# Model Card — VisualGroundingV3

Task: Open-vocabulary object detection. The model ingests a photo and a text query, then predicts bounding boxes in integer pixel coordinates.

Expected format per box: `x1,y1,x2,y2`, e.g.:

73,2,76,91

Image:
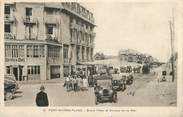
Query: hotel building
4,2,96,81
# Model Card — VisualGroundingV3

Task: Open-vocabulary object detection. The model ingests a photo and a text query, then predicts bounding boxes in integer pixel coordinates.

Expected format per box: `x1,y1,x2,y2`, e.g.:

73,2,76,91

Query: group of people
64,74,88,92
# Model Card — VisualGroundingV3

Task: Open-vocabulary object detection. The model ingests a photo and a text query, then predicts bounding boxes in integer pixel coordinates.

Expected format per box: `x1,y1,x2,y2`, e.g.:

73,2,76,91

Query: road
5,72,176,106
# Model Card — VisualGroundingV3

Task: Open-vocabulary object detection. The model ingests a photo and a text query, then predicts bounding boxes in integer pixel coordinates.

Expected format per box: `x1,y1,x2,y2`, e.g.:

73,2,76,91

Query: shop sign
5,58,25,62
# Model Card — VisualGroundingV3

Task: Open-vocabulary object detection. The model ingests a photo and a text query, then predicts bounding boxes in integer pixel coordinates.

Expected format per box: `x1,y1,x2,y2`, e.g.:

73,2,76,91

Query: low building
118,49,158,64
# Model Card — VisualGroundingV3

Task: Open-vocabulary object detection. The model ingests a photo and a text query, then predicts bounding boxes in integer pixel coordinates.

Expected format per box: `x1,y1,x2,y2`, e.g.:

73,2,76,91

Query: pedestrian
22,67,27,81
69,75,74,90
83,76,88,91
77,75,82,90
73,76,78,91
65,75,70,91
35,85,49,107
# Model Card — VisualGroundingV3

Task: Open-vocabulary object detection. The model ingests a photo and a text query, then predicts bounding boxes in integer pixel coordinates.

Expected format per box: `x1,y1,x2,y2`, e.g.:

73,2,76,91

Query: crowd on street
63,74,89,92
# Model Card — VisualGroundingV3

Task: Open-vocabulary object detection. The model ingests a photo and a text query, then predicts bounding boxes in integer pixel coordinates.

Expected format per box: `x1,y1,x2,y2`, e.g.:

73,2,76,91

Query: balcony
23,16,38,24
46,34,58,43
25,33,37,40
4,14,15,23
44,15,59,25
4,33,15,39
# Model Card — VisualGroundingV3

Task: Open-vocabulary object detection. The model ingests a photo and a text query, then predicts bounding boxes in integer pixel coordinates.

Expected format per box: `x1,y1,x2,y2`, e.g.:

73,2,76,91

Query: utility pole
169,9,175,82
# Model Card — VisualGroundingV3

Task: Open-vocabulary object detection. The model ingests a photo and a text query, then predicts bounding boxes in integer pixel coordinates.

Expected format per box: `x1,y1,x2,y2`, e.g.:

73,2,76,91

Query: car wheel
5,92,13,101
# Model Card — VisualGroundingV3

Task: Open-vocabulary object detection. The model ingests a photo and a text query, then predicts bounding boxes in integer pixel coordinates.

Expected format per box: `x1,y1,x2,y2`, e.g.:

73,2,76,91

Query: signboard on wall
5,58,25,62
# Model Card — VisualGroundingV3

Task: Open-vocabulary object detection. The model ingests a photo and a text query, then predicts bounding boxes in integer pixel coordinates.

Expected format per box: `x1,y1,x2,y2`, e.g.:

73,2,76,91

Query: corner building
4,2,95,81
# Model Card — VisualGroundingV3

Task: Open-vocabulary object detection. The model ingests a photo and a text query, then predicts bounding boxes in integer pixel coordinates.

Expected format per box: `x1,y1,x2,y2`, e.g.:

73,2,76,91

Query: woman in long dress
83,76,88,91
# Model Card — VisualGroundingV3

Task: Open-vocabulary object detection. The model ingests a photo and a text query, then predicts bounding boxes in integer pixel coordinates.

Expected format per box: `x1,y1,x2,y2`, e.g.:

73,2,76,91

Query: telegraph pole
169,9,175,82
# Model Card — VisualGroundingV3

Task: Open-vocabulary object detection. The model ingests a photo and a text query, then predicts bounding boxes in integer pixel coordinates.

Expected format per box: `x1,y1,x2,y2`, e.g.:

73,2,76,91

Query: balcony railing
25,33,37,40
4,14,15,23
23,16,38,24
4,33,15,39
46,34,58,42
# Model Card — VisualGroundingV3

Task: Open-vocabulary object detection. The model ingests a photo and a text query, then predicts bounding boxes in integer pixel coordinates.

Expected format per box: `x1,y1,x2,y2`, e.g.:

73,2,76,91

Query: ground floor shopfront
4,41,95,81
5,61,63,81
4,41,63,81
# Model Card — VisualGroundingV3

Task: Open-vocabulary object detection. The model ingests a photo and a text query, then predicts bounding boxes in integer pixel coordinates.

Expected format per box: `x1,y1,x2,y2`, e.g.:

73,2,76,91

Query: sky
82,2,177,62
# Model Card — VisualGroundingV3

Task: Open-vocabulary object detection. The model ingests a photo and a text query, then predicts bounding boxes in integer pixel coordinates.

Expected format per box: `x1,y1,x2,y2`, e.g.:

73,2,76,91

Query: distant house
118,49,158,64
119,49,140,63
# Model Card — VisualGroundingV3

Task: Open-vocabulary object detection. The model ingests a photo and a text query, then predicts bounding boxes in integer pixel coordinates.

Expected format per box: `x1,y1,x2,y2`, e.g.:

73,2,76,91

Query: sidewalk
17,78,65,85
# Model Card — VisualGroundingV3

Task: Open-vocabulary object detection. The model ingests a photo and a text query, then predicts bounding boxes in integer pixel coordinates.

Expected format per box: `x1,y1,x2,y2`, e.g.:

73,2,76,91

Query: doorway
12,66,23,81
13,67,18,81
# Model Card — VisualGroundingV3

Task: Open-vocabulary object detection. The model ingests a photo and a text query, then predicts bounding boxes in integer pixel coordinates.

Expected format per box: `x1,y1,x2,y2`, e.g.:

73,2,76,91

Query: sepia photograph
2,0,181,111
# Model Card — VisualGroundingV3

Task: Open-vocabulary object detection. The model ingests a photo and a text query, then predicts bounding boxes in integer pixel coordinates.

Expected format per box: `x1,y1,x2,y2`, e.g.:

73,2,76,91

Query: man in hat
35,85,49,107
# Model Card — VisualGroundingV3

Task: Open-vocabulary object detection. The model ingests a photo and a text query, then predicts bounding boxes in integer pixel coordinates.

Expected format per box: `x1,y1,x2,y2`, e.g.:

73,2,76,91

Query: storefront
4,42,63,81
50,65,60,79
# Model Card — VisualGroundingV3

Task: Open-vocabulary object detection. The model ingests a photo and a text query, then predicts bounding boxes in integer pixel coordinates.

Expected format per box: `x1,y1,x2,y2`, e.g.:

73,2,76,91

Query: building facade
4,2,95,81
118,49,157,64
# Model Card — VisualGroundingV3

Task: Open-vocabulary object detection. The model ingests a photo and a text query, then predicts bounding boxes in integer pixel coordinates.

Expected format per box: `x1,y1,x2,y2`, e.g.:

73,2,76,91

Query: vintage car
120,66,127,73
4,74,19,101
111,74,126,91
120,72,133,85
142,64,150,74
133,66,141,73
94,74,117,105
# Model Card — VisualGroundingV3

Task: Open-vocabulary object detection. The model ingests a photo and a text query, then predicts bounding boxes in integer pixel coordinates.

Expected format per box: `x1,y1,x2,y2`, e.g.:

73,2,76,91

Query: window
63,45,69,61
5,24,11,33
26,8,32,16
33,45,39,57
40,45,45,57
5,5,10,14
27,45,45,58
76,46,80,60
6,66,10,74
27,66,40,75
18,45,24,58
48,46,60,58
12,45,18,58
47,25,53,34
5,45,24,58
